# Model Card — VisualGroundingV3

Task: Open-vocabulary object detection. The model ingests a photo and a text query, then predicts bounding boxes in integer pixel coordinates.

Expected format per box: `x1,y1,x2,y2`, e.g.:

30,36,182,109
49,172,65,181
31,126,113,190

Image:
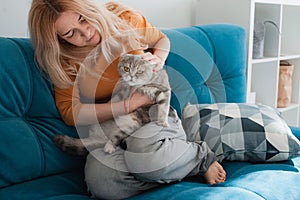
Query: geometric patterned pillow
182,103,300,163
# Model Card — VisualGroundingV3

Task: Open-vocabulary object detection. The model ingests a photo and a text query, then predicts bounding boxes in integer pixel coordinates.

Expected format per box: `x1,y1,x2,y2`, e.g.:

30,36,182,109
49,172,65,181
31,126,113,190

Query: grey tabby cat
54,54,177,155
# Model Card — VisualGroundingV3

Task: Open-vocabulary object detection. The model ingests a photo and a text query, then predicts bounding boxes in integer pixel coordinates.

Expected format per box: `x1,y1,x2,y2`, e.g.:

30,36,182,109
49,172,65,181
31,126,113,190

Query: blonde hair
29,0,145,88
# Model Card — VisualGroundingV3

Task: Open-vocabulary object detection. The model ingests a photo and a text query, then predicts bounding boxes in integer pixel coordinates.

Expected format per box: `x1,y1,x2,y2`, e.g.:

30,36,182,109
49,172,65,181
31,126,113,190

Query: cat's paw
156,121,169,127
53,134,70,151
53,134,88,156
104,140,116,154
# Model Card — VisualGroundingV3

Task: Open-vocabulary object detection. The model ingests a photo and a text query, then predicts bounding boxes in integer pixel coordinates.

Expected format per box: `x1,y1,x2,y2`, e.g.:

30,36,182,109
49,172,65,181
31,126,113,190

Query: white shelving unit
194,0,300,126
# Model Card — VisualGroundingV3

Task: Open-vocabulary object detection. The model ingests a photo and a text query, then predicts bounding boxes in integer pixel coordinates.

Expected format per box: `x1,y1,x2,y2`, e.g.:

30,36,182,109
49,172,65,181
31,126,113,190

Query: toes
204,162,227,184
218,171,226,178
216,171,226,182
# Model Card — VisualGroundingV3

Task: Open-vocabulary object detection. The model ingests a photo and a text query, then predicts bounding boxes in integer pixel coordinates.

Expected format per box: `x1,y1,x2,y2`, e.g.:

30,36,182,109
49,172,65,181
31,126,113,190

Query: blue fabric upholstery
0,38,88,198
0,24,299,200
162,24,246,116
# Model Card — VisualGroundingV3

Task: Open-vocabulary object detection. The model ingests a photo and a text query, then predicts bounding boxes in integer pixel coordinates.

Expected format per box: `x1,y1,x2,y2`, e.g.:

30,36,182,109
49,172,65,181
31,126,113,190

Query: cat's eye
123,66,130,72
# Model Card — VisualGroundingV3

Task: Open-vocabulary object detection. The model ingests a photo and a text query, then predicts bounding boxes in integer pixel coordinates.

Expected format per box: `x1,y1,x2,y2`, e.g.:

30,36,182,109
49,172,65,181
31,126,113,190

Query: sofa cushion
0,170,89,200
129,156,300,200
128,181,264,200
182,103,300,162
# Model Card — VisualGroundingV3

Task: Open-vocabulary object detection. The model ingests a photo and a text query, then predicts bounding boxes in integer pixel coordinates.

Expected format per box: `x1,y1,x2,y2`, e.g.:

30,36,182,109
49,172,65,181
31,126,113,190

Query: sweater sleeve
54,81,82,126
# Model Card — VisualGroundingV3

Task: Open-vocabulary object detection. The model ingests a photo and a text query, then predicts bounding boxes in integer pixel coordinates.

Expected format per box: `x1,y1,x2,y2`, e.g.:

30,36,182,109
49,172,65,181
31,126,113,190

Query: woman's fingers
141,52,164,72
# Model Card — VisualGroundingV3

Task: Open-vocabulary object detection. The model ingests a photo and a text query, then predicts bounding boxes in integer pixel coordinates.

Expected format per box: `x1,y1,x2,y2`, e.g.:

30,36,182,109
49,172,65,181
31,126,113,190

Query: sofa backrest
0,24,246,188
0,38,84,188
163,24,246,116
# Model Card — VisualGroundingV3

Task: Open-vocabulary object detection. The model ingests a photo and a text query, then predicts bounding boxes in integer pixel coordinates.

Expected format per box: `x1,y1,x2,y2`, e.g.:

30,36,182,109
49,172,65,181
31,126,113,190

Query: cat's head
118,54,155,86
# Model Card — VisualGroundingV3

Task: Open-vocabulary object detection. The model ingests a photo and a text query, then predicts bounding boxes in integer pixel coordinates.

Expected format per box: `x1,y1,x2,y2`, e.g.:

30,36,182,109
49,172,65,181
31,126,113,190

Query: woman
28,0,226,199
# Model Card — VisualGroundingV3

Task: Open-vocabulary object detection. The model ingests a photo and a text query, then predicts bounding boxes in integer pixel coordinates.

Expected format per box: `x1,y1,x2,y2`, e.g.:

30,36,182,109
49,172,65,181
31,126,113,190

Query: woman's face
55,11,101,47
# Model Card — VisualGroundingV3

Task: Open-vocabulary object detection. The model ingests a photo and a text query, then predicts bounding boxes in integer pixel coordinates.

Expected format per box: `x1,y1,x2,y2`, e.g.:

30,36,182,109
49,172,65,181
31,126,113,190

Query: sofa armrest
289,126,300,140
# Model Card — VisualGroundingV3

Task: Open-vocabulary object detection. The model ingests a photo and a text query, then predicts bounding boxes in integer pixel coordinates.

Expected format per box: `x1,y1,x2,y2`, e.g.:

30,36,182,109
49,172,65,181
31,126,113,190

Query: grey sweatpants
85,116,215,199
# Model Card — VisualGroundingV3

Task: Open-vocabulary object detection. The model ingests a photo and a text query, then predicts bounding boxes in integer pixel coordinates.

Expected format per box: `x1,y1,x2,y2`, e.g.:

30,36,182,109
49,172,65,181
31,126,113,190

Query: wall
0,0,196,38
0,0,32,37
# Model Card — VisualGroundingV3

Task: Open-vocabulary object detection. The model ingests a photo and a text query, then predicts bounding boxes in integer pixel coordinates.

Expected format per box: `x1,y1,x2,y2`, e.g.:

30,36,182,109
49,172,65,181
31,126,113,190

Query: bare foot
203,161,226,184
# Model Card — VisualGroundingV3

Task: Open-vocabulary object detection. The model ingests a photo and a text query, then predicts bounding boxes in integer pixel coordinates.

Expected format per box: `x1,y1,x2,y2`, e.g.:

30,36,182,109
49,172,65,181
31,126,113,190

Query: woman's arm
76,92,153,125
116,6,170,70
55,84,153,126
152,36,170,64
142,36,170,71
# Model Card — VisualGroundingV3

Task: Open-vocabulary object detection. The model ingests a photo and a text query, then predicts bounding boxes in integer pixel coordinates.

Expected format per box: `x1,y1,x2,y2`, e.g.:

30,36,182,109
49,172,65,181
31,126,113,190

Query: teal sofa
1,24,299,200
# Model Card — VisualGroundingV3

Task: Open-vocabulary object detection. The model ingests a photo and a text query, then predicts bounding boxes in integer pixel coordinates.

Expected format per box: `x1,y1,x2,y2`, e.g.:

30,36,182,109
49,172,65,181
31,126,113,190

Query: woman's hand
142,36,170,72
127,91,154,112
141,52,164,72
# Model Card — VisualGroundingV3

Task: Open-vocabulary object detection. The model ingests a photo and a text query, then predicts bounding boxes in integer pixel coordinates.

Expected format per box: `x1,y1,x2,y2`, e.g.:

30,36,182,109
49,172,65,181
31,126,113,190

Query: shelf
283,0,300,6
252,57,278,64
277,103,299,112
254,0,300,6
280,54,300,60
252,54,300,64
254,0,281,5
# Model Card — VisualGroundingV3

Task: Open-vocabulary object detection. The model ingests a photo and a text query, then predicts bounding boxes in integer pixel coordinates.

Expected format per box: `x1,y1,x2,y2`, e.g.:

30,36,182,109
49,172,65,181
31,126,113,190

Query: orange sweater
54,3,166,126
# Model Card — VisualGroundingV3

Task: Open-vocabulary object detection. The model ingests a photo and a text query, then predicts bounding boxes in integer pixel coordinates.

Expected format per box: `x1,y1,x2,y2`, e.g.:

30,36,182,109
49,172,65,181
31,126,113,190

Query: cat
54,53,177,155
